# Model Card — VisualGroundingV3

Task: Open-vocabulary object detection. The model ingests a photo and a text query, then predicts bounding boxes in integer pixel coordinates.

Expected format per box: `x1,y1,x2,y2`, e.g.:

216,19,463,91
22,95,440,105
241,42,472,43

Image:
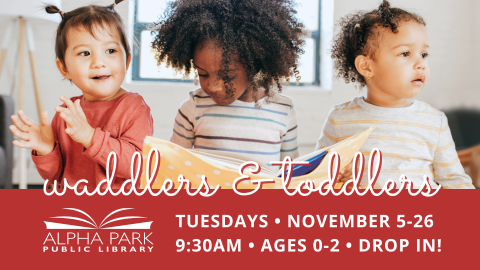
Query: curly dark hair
151,0,305,101
331,0,426,88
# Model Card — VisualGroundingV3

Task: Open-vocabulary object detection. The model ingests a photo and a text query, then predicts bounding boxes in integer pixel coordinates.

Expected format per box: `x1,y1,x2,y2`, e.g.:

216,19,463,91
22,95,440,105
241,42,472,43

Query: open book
140,126,375,189
187,145,328,177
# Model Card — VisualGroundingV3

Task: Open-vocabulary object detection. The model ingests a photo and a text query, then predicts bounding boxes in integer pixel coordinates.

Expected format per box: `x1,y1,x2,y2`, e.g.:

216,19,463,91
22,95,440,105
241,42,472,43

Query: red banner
0,190,478,269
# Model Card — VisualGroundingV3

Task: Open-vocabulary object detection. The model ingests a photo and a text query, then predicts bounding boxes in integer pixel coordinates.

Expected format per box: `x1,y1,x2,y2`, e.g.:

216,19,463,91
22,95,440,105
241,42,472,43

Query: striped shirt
171,88,299,166
316,96,474,189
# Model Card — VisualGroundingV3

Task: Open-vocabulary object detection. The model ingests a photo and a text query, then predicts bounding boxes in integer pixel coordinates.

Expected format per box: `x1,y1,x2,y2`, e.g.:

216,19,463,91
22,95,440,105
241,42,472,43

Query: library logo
43,208,154,253
43,208,153,229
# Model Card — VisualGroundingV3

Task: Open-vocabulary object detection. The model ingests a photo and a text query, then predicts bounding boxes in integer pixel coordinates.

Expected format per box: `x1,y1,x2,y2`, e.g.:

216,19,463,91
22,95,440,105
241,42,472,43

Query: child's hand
338,161,353,183
9,110,55,156
55,96,95,149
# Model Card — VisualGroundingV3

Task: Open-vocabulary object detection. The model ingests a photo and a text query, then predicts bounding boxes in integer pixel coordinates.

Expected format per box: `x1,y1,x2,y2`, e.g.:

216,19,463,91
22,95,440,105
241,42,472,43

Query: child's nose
208,78,224,93
415,57,426,70
91,55,106,69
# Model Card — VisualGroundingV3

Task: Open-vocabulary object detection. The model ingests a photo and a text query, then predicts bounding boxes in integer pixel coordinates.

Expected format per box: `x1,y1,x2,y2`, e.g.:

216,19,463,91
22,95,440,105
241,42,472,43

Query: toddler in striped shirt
151,0,304,167
317,0,474,189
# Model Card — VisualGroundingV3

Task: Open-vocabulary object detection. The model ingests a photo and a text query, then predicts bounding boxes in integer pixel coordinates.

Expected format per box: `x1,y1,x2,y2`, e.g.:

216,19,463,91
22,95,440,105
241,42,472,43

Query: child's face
57,26,131,102
369,21,430,101
193,41,250,106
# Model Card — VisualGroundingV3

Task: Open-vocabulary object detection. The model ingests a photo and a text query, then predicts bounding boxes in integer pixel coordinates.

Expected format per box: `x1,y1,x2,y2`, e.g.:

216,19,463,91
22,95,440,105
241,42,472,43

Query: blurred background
0,0,479,188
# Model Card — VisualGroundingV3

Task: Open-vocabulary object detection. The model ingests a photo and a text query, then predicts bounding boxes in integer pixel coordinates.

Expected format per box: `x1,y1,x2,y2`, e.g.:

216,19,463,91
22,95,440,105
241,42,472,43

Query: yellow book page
140,126,375,189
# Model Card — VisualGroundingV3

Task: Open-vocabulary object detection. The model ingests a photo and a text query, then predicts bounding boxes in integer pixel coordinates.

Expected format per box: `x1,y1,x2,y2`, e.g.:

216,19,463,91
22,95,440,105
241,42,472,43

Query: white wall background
0,0,478,184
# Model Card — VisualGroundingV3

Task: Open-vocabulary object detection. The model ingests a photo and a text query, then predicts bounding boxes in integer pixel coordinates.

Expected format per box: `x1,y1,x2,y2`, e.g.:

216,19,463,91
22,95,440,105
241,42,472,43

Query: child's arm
83,105,153,179
280,103,299,160
170,98,195,148
10,110,54,155
54,96,95,149
315,108,352,182
10,110,64,186
55,96,153,179
315,108,337,151
433,113,475,189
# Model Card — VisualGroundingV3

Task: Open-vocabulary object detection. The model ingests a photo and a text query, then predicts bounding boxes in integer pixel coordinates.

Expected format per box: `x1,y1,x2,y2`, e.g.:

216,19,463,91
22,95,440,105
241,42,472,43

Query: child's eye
106,49,116,54
79,51,90,56
422,52,428,59
194,68,208,78
400,51,410,57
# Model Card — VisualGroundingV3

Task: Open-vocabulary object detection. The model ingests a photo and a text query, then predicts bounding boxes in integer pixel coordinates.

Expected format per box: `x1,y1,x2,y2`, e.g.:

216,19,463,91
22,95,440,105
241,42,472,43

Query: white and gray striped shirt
316,96,474,189
171,88,299,167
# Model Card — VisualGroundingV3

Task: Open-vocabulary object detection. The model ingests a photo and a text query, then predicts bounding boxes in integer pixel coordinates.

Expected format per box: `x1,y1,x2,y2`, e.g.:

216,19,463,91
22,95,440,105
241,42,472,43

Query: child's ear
354,55,374,80
125,54,132,70
56,58,72,80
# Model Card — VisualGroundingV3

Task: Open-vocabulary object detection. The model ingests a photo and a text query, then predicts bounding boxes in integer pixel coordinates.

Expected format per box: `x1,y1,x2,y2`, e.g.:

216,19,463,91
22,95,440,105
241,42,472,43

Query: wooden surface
18,18,27,189
0,49,6,76
28,51,43,117
458,144,480,188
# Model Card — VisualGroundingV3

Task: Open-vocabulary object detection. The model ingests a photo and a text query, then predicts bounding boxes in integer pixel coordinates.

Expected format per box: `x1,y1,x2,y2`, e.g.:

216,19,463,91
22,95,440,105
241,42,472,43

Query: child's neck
365,90,412,108
83,88,127,102
238,88,267,103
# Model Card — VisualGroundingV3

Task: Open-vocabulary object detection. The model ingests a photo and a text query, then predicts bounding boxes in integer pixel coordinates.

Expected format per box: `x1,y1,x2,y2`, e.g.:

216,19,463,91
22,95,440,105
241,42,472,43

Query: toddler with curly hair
317,0,473,189
151,0,304,166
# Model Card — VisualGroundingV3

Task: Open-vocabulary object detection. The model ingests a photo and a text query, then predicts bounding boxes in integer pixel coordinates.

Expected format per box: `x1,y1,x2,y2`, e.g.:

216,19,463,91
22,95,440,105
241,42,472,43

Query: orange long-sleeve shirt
32,92,154,189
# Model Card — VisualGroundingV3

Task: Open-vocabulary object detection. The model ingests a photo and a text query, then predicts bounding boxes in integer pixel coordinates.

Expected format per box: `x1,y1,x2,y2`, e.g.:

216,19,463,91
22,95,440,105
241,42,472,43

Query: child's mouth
411,75,425,85
411,79,423,85
92,75,111,80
